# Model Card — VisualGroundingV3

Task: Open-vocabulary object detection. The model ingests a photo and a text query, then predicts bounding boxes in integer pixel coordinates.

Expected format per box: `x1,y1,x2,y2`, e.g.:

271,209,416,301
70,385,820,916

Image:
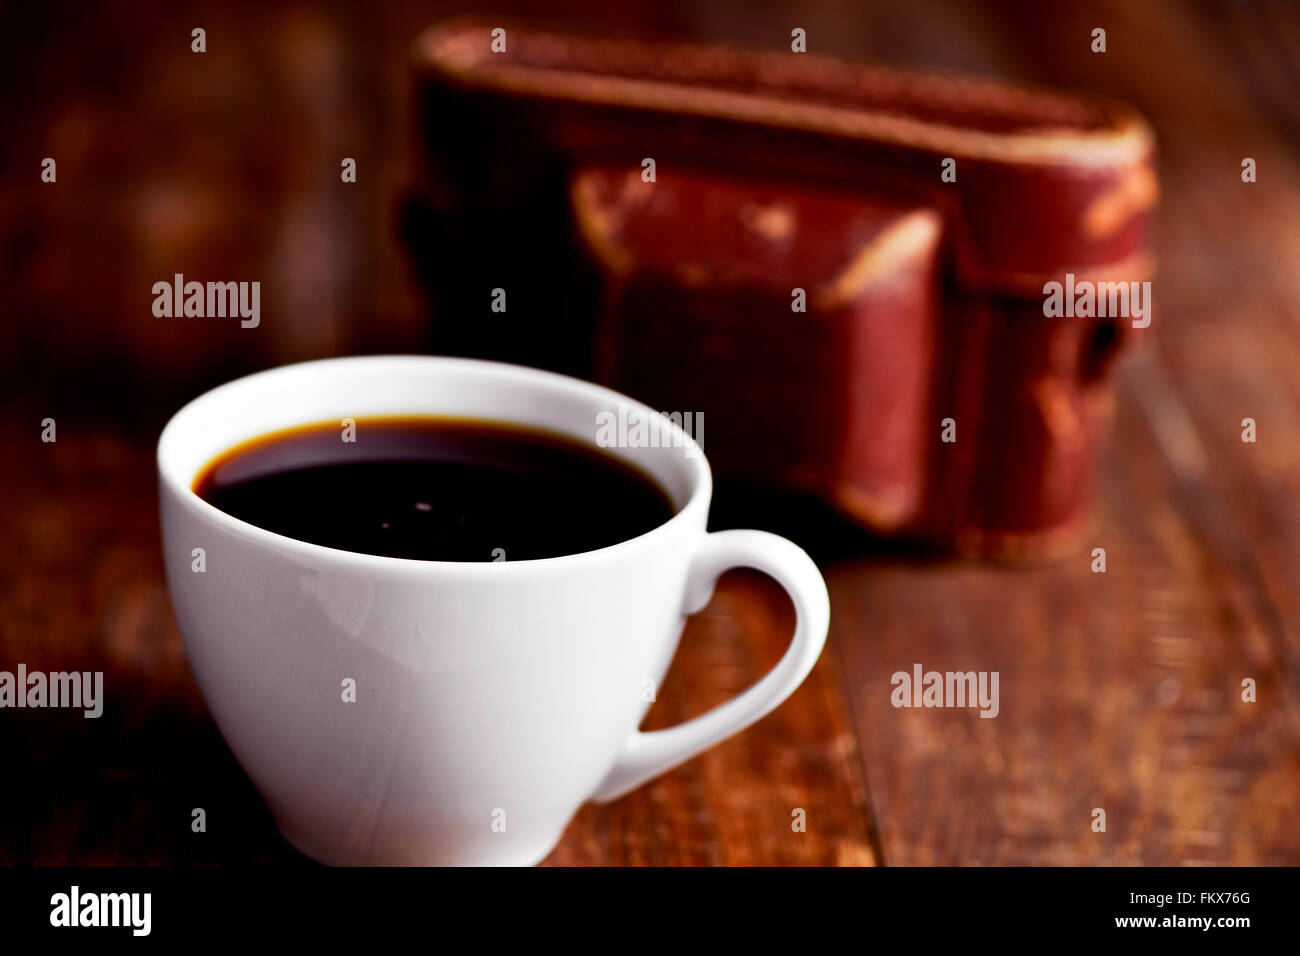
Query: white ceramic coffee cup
158,355,830,866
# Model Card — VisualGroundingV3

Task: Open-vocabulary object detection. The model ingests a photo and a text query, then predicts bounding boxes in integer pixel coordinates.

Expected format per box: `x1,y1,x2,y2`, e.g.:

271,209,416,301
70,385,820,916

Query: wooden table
2,0,1299,865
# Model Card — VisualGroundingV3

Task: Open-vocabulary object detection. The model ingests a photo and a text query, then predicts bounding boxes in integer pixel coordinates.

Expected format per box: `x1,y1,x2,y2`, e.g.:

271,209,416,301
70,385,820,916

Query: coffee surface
193,417,675,561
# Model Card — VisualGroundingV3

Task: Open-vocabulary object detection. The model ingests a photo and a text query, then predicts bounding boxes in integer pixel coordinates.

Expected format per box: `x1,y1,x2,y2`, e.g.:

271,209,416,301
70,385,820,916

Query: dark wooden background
2,0,1299,865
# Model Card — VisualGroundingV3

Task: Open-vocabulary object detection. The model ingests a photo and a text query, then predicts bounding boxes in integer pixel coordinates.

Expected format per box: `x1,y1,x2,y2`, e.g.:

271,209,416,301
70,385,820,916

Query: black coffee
193,416,675,561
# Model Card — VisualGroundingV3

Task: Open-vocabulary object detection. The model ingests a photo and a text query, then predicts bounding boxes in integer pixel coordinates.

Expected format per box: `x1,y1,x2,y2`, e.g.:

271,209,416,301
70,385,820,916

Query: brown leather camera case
406,19,1157,558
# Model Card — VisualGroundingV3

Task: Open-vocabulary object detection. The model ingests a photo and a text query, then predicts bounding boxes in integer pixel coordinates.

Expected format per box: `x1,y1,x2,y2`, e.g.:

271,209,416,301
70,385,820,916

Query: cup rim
157,355,712,577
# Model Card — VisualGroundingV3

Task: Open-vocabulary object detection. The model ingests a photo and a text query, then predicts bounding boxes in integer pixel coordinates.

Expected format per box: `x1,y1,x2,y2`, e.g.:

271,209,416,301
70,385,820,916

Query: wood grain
829,0,1300,865
544,572,877,866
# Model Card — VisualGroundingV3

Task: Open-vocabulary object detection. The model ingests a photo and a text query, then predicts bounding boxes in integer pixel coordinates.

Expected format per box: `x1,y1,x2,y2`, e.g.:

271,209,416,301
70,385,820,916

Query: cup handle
589,530,831,803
